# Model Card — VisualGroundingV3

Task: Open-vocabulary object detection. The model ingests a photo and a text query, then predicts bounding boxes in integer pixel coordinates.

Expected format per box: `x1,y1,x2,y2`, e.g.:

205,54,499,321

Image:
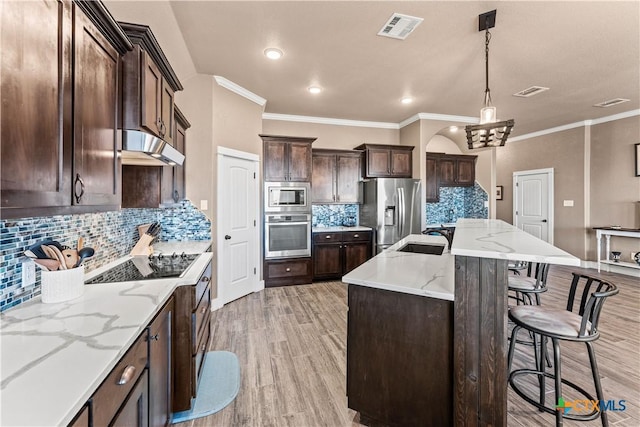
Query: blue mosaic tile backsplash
0,200,210,312
312,204,359,227
426,183,488,224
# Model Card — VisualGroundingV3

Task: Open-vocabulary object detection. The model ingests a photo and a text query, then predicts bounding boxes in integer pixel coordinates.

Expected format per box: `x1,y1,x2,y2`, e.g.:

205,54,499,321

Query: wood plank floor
175,265,639,427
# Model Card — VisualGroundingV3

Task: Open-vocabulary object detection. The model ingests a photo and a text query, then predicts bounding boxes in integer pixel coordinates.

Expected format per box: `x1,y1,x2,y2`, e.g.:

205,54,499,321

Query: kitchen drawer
313,232,342,243
267,258,311,278
91,331,148,427
343,231,372,242
192,285,211,355
194,261,212,308
192,322,211,397
68,405,89,427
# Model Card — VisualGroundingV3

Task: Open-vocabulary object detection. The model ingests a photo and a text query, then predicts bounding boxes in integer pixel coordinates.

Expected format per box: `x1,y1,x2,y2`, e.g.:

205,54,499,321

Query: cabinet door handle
285,267,291,272
336,195,340,202
201,276,210,283
148,333,159,341
201,306,207,314
74,174,85,203
173,190,180,203
201,343,206,352
117,365,136,385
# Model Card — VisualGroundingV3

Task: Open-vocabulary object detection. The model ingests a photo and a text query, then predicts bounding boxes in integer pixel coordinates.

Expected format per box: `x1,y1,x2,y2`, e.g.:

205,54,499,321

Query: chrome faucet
421,227,454,251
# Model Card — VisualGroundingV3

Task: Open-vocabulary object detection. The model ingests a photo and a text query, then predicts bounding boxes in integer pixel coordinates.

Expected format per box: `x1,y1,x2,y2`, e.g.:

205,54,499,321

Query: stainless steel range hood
120,130,185,166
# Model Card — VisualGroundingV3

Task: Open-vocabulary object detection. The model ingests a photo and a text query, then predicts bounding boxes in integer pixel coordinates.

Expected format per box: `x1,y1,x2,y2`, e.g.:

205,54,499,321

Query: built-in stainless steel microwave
264,182,311,213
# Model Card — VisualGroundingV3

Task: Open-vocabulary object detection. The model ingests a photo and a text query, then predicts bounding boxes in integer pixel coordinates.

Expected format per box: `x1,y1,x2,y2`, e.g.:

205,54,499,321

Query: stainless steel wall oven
264,214,312,259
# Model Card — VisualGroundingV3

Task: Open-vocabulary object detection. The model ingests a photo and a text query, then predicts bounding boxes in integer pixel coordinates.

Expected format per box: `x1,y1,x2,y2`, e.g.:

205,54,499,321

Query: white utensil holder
41,266,85,303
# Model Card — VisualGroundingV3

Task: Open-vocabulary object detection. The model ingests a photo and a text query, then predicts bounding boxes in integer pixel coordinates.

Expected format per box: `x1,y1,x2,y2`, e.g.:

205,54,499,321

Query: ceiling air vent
377,13,424,40
593,98,630,108
513,86,550,97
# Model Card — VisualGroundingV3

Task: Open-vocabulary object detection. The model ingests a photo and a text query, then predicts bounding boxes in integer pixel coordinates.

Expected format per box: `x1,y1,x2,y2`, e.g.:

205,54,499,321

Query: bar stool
508,262,550,306
507,273,618,426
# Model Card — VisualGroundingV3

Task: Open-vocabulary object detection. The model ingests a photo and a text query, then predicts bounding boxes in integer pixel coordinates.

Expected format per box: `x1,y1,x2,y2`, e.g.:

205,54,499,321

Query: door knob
225,235,231,240
542,219,548,223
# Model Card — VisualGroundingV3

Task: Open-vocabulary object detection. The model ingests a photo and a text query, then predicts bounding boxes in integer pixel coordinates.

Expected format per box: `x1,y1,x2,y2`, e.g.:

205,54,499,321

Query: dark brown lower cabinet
149,298,173,427
313,231,372,280
173,262,213,412
68,405,89,427
111,370,149,427
347,285,453,426
264,257,312,287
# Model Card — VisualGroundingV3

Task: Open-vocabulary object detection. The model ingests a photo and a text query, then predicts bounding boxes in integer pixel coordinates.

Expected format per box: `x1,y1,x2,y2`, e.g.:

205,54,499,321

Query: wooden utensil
34,259,61,271
47,245,67,270
77,237,84,251
62,249,79,269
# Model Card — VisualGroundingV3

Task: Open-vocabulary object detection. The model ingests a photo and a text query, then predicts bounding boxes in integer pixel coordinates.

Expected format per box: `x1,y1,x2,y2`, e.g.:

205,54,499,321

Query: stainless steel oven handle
265,221,310,226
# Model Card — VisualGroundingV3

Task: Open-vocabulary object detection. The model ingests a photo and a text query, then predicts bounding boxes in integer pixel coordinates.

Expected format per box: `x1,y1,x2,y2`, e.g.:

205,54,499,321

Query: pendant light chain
484,28,492,107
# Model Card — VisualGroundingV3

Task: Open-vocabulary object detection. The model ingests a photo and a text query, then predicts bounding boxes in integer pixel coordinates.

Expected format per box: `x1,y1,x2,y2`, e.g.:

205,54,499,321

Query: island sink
397,242,445,255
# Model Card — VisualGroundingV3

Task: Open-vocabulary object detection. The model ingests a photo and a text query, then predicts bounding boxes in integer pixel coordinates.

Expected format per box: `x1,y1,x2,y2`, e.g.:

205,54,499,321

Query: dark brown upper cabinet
261,135,315,182
0,0,131,219
425,152,478,203
120,22,183,145
312,149,361,203
437,154,477,187
354,144,414,178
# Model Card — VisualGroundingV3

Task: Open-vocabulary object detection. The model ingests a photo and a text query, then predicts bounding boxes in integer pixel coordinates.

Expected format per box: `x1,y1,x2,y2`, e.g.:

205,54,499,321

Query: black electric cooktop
86,253,199,284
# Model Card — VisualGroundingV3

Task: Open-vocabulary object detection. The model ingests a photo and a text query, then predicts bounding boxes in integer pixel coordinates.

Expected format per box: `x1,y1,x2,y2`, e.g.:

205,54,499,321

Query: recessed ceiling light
264,48,283,60
401,97,413,104
450,126,458,132
593,98,630,108
308,86,322,94
513,86,550,97
151,153,162,158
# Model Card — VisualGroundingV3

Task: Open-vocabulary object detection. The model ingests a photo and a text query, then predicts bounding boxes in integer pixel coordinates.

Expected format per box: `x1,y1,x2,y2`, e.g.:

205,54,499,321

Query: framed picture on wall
496,185,503,200
635,143,640,177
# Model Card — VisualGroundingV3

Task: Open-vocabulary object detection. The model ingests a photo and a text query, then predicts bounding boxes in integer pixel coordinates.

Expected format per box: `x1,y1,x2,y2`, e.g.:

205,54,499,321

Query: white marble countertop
312,226,372,232
342,219,580,300
0,241,213,427
451,219,580,266
342,234,455,301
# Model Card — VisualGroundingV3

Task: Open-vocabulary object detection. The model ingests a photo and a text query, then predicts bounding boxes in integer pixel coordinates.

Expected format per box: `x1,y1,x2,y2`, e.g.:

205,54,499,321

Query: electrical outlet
21,259,36,288
200,199,208,210
563,200,574,207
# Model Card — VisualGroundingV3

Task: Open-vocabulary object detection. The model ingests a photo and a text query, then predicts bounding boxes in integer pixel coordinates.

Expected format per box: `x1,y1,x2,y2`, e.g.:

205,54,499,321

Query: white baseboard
582,260,640,278
210,297,224,311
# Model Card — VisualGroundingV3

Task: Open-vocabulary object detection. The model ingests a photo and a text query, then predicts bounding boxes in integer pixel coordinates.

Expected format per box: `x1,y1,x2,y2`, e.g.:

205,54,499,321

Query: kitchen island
0,241,211,426
343,219,580,426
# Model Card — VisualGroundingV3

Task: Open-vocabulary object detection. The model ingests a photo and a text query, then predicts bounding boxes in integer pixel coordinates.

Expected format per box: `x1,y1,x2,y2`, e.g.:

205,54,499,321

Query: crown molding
262,113,399,129
214,76,267,107
508,109,640,143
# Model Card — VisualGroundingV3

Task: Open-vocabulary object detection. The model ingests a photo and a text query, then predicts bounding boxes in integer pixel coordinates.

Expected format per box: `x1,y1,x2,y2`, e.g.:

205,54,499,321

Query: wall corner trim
214,75,267,106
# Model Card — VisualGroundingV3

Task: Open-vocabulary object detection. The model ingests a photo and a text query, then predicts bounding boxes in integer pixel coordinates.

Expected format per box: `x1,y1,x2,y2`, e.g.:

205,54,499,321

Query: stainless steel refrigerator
359,178,422,253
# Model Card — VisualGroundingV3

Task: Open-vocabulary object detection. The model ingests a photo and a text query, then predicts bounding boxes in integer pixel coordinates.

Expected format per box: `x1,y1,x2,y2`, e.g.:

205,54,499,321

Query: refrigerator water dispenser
384,206,395,226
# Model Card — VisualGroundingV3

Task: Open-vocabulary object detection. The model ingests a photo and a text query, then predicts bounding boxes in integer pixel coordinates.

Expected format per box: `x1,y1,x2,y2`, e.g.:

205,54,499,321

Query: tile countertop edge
0,247,212,427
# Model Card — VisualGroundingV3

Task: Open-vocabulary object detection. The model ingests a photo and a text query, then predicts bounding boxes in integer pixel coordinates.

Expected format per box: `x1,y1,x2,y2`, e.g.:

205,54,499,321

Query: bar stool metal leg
552,338,563,426
587,341,609,427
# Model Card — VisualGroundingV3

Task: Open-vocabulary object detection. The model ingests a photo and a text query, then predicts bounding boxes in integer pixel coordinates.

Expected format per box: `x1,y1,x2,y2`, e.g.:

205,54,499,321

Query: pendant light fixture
465,10,514,149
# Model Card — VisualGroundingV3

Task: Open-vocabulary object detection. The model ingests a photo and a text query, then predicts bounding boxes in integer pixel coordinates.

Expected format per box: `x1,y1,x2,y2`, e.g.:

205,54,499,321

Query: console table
594,227,640,272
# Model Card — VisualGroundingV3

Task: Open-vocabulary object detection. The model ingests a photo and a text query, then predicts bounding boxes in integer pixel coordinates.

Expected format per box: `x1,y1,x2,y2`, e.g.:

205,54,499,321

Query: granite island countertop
342,219,580,300
0,241,212,427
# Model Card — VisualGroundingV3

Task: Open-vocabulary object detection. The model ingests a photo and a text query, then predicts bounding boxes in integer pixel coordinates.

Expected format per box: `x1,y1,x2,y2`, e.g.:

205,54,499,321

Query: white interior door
218,148,259,304
513,169,554,244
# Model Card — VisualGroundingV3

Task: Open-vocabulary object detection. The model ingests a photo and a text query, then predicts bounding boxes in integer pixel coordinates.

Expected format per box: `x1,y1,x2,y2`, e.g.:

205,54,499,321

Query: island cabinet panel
68,405,89,427
347,285,453,426
453,256,508,427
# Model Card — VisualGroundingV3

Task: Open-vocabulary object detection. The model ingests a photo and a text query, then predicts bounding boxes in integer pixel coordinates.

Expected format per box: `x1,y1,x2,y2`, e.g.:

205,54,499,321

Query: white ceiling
114,1,640,138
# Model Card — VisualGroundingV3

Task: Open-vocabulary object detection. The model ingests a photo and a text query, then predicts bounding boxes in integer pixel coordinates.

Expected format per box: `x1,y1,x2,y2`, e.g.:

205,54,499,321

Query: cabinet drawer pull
201,306,207,314
354,234,359,238
325,235,332,239
148,333,159,341
285,267,291,272
201,276,210,283
117,365,136,385
201,343,206,352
